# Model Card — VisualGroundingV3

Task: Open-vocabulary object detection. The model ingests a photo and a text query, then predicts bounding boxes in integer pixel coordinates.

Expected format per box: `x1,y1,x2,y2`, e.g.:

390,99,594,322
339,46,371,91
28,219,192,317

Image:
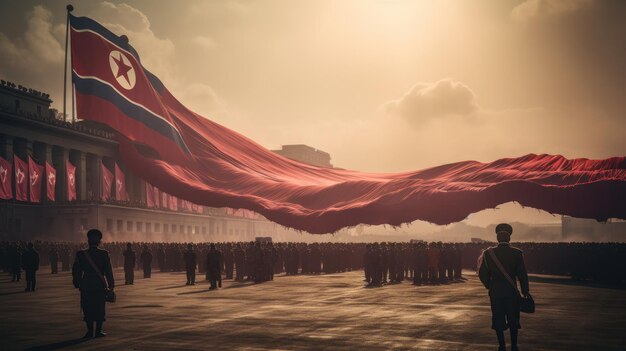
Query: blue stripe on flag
73,73,190,154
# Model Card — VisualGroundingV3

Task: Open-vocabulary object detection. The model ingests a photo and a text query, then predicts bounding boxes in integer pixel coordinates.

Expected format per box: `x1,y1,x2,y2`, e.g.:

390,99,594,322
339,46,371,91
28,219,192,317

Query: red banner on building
181,199,193,212
101,162,113,201
45,162,56,201
66,160,77,201
14,156,28,201
146,183,158,208
192,203,203,214
28,156,43,203
114,163,128,201
160,190,168,209
0,156,12,200
168,194,178,211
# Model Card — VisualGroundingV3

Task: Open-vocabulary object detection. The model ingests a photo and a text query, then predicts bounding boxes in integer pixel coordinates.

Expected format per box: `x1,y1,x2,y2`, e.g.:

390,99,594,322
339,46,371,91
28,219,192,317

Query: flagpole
63,4,73,122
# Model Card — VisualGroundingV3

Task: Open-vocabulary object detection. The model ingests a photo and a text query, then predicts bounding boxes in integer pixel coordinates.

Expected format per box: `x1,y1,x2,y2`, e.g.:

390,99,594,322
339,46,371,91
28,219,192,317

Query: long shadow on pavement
25,338,89,351
529,275,626,290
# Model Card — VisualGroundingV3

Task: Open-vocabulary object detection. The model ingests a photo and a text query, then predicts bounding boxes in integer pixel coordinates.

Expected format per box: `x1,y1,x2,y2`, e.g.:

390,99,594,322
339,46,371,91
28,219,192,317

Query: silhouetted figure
49,246,59,274
9,244,22,282
72,229,114,338
123,243,136,285
206,243,222,289
157,244,166,272
140,245,152,278
234,243,245,281
223,244,234,280
22,243,40,292
184,244,197,285
479,223,530,351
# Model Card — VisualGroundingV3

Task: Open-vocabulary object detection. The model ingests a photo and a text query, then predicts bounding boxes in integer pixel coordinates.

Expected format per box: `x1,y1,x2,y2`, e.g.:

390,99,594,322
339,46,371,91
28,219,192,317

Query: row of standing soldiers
364,242,463,286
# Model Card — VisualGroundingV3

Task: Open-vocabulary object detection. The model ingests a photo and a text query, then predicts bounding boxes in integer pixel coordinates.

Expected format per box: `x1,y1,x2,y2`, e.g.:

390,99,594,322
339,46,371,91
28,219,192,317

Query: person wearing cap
479,223,530,351
72,229,115,338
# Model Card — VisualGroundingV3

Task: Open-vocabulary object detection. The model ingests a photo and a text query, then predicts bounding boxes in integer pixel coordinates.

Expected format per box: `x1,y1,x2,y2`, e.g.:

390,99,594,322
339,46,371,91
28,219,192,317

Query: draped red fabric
145,183,157,208
45,162,56,202
14,156,28,202
0,157,12,200
28,156,43,203
71,14,626,234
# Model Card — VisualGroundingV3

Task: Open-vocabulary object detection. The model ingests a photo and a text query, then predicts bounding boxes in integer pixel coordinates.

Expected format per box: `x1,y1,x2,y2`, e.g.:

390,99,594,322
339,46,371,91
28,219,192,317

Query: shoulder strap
82,250,109,289
487,248,520,296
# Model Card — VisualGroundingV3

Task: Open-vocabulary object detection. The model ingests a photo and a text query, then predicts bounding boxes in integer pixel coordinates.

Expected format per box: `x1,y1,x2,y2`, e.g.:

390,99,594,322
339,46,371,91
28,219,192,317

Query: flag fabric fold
45,162,56,202
28,156,43,203
14,156,28,202
70,14,626,233
0,156,12,200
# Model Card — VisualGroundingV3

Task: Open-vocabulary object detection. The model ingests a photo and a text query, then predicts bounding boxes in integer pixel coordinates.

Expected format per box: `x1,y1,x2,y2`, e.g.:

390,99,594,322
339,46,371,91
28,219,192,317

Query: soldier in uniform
72,229,114,338
140,245,152,278
156,244,166,272
22,242,40,292
123,243,136,285
49,245,59,274
9,243,22,282
206,243,222,289
183,244,197,285
223,243,234,280
479,223,530,351
234,243,245,281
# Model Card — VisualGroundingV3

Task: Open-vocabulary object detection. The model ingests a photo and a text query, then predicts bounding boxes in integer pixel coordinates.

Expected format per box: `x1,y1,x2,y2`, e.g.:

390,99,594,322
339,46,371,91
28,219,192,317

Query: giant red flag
28,156,43,203
101,162,113,201
71,14,626,233
14,156,28,202
66,160,77,201
45,162,56,201
0,157,12,200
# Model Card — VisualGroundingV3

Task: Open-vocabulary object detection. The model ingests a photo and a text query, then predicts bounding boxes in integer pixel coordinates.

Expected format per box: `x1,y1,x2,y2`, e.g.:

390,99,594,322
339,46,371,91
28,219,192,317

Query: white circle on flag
109,50,136,90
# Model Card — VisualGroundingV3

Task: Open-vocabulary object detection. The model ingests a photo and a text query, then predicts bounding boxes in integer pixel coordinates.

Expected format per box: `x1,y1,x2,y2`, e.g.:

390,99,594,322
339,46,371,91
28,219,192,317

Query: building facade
272,144,333,168
0,80,276,242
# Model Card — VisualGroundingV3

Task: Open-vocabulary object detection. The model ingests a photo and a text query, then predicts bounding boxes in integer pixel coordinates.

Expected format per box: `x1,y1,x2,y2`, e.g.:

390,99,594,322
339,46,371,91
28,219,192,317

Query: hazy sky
1,0,625,227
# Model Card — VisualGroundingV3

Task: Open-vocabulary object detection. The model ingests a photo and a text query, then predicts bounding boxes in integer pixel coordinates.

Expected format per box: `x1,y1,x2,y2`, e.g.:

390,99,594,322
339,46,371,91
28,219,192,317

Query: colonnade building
0,81,277,242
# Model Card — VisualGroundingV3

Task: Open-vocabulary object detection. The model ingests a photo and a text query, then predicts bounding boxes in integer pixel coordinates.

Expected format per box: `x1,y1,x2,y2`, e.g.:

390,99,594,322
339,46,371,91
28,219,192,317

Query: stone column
76,151,87,201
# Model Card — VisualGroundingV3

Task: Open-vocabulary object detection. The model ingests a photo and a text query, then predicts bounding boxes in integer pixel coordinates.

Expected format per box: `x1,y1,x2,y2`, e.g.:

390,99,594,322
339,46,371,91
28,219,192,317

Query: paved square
1,269,625,350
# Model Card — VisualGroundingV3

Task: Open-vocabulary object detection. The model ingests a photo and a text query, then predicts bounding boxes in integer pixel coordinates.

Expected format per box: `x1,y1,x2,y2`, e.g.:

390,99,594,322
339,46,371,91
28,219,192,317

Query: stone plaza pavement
1,268,625,350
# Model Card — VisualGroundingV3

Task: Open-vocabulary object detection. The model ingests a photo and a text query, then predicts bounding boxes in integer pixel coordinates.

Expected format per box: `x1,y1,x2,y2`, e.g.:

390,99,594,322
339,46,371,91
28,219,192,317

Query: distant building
272,144,333,168
561,216,626,242
0,80,276,242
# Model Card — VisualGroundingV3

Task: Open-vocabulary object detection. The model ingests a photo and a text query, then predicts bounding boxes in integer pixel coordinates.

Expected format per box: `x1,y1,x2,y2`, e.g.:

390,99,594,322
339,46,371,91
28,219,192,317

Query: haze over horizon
1,0,623,228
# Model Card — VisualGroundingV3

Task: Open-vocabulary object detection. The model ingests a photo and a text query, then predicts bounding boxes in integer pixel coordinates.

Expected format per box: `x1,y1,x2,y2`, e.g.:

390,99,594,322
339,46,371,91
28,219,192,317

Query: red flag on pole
14,156,28,201
101,162,113,201
66,160,76,201
114,163,128,201
0,156,12,200
28,156,43,203
45,162,56,201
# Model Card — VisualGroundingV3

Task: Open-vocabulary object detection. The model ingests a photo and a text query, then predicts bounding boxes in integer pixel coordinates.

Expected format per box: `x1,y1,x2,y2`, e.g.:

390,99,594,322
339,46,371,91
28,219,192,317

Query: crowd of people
2,240,626,292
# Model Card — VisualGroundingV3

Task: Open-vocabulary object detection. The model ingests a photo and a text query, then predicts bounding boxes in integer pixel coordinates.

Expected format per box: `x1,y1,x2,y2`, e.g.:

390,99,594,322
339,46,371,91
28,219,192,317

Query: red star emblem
112,54,133,85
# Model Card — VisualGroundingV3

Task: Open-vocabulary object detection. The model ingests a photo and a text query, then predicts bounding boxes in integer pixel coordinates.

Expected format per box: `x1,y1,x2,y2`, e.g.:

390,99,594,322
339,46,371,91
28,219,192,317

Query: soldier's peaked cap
495,223,513,235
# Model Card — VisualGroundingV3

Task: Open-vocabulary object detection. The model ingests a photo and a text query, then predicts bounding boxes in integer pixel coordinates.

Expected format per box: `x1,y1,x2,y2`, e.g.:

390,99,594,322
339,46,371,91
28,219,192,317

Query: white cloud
384,79,479,122
0,6,64,70
511,0,593,22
